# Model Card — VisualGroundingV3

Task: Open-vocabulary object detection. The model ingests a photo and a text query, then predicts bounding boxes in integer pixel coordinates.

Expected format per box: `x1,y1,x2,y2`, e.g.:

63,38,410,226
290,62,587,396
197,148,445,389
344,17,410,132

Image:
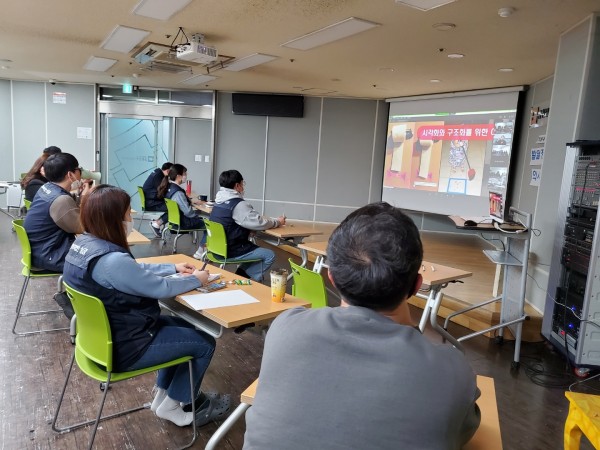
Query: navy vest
142,168,165,210
24,182,75,272
166,182,191,205
209,197,257,258
63,234,161,371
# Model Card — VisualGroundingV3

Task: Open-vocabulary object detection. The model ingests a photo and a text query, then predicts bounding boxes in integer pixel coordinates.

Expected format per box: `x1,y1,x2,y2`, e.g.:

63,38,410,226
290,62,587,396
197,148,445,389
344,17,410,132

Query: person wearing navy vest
157,163,207,259
210,170,286,282
24,153,90,273
63,185,230,428
143,162,173,237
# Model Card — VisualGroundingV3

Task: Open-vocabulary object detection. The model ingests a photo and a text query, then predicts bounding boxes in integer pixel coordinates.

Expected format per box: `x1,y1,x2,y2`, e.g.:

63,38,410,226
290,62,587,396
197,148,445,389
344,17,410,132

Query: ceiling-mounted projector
176,41,218,64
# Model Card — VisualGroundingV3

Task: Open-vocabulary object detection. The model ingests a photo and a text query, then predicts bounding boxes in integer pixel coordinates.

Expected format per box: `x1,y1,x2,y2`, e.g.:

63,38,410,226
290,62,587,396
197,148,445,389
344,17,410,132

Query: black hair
157,163,187,199
43,153,79,183
161,162,173,171
327,202,423,311
43,146,62,155
219,170,243,189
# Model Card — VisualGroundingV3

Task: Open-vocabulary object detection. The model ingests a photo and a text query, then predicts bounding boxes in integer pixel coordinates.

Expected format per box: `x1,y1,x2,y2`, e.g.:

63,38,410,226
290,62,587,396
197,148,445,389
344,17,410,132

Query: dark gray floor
0,213,594,449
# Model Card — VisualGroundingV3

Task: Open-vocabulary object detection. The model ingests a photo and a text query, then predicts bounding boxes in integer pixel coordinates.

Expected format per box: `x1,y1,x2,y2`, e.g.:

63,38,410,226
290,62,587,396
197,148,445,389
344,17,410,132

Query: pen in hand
200,261,208,271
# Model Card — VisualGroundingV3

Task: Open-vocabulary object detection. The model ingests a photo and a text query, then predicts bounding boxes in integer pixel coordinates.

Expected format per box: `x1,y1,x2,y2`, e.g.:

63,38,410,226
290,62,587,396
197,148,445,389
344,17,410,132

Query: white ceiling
1,0,599,99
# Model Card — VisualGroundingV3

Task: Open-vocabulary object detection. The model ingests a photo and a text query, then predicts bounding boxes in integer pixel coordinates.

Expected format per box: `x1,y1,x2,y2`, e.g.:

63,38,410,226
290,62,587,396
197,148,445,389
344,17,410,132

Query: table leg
205,402,251,450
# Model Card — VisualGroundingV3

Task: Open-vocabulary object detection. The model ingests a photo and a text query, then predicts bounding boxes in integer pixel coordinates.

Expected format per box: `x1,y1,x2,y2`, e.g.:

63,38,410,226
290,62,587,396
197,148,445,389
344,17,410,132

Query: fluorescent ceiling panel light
132,0,192,20
180,74,218,85
101,25,150,53
394,0,457,11
281,17,380,50
84,56,117,72
224,53,278,71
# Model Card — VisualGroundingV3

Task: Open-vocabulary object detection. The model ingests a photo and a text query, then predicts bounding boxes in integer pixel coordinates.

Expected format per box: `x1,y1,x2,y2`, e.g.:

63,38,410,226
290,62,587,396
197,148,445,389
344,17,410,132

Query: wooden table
191,199,213,215
297,240,472,349
127,228,151,245
260,224,323,273
206,375,501,450
136,254,310,337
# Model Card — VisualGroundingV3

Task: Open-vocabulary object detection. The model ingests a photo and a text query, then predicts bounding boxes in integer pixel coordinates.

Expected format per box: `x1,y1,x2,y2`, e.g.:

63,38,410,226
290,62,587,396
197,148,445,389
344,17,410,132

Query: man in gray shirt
244,202,480,450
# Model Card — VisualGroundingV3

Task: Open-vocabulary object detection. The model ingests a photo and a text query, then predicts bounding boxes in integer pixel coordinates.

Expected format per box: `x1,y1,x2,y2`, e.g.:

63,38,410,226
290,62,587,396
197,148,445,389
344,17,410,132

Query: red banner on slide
417,124,495,140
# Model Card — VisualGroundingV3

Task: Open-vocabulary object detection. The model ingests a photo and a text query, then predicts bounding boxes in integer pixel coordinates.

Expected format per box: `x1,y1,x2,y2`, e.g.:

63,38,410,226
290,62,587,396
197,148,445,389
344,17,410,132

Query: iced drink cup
270,269,288,302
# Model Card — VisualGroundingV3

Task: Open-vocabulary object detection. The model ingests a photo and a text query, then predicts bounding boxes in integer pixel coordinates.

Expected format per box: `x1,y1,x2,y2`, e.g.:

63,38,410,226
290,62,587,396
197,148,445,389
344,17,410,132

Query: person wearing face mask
157,164,206,259
24,153,88,319
209,170,285,282
63,185,231,428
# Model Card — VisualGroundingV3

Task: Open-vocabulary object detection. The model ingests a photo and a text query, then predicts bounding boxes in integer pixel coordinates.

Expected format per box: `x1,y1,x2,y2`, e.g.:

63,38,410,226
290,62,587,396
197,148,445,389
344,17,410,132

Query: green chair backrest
64,283,114,372
12,219,32,273
164,198,181,228
203,219,229,258
23,199,31,211
289,259,328,309
137,187,146,211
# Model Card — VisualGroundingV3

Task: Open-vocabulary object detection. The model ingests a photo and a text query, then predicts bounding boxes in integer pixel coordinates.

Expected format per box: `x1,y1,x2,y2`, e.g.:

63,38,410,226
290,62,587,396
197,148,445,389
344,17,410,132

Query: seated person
244,202,481,450
20,146,63,202
157,164,206,259
63,185,230,427
143,162,173,237
21,153,50,202
209,170,285,282
24,153,90,273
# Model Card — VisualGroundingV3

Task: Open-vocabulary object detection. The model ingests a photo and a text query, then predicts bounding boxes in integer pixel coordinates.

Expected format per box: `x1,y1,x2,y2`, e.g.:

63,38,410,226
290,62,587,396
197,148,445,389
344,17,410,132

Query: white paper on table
180,289,259,310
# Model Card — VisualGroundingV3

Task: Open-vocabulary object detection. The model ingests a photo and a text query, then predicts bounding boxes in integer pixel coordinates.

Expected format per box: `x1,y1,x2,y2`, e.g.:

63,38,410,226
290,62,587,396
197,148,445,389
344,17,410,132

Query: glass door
102,115,172,212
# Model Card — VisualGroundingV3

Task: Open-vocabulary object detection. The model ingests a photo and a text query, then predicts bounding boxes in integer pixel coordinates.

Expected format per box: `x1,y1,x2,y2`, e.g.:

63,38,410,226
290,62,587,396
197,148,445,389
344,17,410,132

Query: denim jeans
125,315,215,403
228,247,276,282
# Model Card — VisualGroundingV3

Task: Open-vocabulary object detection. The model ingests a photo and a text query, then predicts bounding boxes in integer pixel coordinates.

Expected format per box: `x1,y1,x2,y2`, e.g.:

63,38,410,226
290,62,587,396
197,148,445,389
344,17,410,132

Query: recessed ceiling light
447,53,464,59
395,0,457,12
83,56,118,72
224,53,278,71
429,79,441,83
180,74,218,85
281,17,380,51
432,23,456,31
132,0,192,20
378,67,395,72
1,66,9,70
498,68,514,72
101,26,150,53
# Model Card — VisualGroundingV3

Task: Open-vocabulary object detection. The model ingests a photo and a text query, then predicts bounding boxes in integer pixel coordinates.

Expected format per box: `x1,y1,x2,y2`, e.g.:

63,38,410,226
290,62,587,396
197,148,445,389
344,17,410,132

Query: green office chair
203,218,261,271
52,283,198,450
136,186,146,231
23,199,31,211
12,219,69,336
289,259,328,309
162,198,204,254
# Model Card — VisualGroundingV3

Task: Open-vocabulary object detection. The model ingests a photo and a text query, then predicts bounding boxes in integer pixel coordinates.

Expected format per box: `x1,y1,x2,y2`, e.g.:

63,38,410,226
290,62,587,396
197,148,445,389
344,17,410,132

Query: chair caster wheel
70,336,75,345
100,382,108,391
511,361,520,370
494,336,504,345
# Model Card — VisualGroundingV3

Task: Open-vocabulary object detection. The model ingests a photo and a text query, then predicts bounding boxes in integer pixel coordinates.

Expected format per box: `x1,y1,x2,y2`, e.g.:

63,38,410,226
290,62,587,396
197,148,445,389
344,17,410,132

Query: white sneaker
193,247,206,260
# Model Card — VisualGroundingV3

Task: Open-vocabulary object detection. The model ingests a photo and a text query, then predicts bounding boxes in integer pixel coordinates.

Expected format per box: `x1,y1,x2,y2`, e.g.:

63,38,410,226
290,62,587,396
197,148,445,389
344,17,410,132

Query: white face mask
180,175,188,186
123,220,133,237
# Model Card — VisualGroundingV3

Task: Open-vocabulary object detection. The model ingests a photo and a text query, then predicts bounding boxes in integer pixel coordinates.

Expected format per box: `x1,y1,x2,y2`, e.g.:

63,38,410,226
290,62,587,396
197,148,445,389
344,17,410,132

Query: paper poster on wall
52,92,66,104
536,134,546,144
530,147,544,165
76,127,92,140
530,168,542,186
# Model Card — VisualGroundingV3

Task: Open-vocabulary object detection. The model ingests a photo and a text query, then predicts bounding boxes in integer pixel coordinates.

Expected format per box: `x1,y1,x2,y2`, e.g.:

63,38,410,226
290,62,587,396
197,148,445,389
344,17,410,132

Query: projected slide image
438,139,486,195
384,121,416,189
384,121,444,191
488,167,508,190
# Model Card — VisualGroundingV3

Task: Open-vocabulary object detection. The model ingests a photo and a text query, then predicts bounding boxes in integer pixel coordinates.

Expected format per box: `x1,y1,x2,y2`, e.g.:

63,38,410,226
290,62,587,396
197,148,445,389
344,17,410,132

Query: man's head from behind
219,170,244,191
161,162,173,175
328,202,423,311
43,153,79,183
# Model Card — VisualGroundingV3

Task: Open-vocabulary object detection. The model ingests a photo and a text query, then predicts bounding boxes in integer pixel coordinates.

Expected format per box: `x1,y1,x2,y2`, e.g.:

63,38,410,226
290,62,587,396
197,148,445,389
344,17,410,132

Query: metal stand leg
205,403,251,450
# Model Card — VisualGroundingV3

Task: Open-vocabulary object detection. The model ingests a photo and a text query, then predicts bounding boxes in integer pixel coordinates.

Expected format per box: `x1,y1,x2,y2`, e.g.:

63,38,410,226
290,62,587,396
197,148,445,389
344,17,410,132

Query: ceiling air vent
145,60,193,74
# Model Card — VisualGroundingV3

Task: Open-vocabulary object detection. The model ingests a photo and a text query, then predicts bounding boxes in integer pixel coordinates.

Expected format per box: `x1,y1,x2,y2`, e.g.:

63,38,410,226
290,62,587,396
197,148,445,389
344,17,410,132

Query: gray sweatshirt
214,187,281,230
